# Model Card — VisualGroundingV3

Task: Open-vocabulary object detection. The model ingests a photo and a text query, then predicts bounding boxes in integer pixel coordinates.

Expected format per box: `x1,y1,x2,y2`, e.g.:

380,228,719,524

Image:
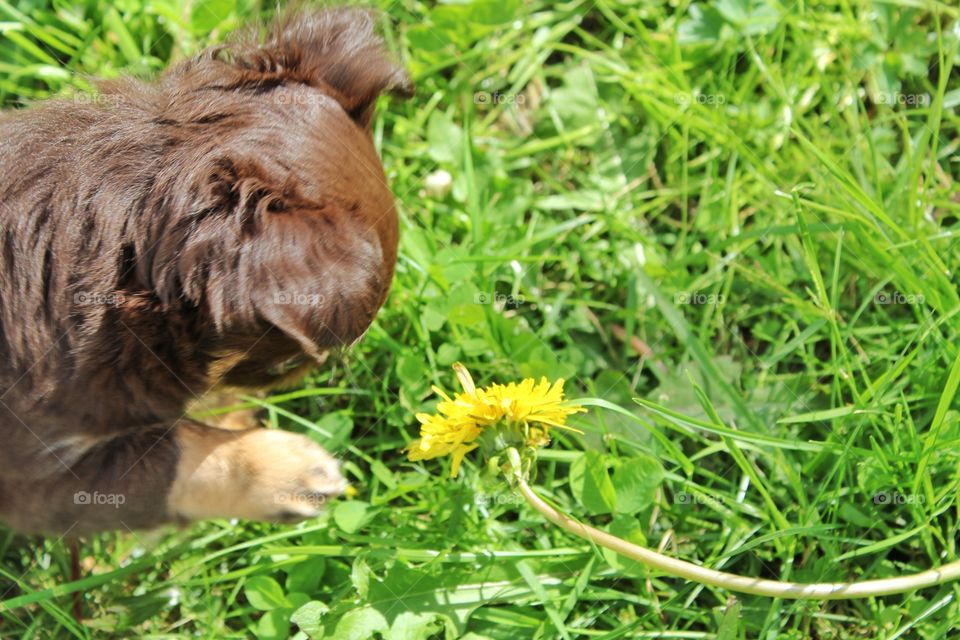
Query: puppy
0,8,410,535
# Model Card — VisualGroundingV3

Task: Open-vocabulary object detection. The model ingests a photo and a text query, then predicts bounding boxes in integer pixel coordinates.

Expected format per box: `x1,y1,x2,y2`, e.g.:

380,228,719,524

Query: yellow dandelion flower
406,363,585,477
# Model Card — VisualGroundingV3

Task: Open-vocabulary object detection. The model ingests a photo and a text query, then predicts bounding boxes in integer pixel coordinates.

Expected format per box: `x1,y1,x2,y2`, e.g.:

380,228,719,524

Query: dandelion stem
515,477,960,599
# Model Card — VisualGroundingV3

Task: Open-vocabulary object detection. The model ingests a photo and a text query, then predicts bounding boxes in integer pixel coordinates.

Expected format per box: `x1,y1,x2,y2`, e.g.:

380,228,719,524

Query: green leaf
286,559,326,596
602,515,649,576
255,608,292,640
351,557,372,600
190,0,235,34
396,353,430,388
288,592,311,609
426,111,463,164
430,0,520,46
550,65,600,132
331,607,388,640
370,459,398,491
678,4,725,45
309,562,581,639
436,343,462,367
612,455,663,515
716,599,742,640
569,451,616,515
714,0,779,35
245,576,291,611
291,601,329,638
334,501,370,534
309,413,353,452
437,0,519,28
387,611,446,640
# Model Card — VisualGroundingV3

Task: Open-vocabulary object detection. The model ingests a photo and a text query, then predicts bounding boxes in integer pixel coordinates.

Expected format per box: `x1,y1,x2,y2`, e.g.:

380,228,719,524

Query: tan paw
168,423,345,523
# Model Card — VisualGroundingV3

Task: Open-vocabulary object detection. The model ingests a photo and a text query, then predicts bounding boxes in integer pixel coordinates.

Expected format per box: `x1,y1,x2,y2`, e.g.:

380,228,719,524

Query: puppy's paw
168,423,345,524
238,428,347,522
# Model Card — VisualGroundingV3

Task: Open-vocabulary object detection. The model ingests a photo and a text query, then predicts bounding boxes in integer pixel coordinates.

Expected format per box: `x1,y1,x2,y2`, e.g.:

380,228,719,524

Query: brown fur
0,8,409,535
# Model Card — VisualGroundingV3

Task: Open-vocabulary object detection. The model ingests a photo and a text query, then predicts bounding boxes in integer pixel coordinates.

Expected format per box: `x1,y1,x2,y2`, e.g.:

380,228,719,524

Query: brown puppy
0,8,410,535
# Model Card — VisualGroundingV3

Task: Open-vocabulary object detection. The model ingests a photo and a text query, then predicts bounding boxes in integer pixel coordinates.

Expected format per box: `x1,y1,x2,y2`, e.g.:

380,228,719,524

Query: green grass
2,0,960,637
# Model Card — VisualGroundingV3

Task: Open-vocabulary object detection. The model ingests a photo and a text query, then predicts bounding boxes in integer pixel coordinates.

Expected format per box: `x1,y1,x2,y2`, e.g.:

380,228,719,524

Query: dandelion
406,363,585,477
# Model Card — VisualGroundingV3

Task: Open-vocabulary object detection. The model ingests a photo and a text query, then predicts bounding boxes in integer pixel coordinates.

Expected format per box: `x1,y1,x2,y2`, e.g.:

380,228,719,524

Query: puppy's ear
155,156,391,357
222,8,412,128
272,8,413,126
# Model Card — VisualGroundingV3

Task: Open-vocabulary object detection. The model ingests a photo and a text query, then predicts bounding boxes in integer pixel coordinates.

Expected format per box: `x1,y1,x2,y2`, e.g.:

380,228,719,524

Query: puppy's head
131,9,411,387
